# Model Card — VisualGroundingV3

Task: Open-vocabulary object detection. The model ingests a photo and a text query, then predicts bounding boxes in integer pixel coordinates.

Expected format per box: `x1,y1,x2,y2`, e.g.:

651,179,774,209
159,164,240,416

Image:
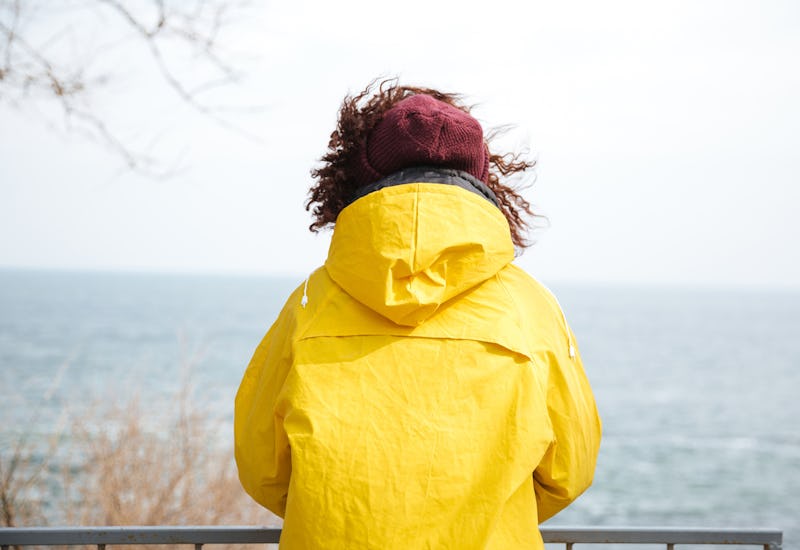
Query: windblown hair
306,79,537,249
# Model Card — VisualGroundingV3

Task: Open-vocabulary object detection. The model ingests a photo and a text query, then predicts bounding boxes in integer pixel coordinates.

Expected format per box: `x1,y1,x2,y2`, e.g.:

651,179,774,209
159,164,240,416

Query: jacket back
235,181,601,549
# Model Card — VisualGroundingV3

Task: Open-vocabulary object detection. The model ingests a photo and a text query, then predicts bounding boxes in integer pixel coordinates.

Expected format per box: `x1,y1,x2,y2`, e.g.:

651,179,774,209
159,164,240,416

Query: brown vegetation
0,382,277,549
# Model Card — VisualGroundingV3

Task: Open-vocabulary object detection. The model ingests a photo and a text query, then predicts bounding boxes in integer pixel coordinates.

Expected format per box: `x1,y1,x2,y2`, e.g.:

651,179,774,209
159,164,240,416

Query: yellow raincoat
235,180,601,549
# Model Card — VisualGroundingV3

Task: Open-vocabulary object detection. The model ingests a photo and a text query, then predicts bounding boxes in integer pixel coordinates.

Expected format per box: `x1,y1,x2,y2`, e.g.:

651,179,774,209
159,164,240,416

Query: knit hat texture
352,94,490,187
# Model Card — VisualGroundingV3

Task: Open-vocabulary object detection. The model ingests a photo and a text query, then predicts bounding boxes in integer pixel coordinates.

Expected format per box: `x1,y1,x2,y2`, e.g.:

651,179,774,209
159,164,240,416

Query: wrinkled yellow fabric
235,183,601,549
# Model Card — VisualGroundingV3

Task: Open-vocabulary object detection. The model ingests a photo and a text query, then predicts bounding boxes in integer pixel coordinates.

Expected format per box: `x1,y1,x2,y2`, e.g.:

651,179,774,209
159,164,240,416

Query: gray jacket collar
350,166,500,210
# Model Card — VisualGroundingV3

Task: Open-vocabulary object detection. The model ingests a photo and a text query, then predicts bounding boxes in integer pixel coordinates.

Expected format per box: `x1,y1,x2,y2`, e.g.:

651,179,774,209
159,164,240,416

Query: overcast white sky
1,0,799,288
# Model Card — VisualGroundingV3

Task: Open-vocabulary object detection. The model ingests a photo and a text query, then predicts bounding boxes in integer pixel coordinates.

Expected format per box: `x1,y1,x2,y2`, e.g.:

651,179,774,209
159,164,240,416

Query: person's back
234,82,601,549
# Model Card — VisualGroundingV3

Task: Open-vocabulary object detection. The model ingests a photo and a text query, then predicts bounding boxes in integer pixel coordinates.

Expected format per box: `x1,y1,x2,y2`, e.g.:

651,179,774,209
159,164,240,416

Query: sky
1,0,799,288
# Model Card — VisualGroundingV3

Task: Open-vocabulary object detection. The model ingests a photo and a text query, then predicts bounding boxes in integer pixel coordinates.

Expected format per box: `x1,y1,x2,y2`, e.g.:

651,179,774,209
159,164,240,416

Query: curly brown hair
306,78,537,249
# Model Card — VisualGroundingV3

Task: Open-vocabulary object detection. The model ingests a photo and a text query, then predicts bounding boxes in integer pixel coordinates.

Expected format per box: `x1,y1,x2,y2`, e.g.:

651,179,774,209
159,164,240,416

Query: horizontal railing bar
0,526,783,547
0,526,281,546
540,527,783,546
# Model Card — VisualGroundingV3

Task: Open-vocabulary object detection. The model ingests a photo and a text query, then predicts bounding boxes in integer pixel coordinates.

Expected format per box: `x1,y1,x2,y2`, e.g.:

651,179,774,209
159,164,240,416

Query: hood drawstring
301,277,309,308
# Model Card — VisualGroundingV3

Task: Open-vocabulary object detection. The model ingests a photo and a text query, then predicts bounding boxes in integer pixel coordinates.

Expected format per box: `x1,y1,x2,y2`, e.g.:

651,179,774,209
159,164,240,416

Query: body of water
1,269,797,547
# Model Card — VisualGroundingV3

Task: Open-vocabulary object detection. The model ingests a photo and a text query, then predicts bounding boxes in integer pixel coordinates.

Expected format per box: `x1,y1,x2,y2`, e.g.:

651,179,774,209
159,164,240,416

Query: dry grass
1,378,278,549
0,429,51,528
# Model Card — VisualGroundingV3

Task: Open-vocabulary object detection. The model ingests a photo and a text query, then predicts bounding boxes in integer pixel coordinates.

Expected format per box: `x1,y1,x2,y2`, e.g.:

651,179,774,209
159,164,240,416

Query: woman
235,80,601,549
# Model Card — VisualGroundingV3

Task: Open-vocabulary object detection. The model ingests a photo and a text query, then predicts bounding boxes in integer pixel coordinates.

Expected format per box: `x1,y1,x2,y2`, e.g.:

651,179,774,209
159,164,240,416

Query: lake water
1,269,797,547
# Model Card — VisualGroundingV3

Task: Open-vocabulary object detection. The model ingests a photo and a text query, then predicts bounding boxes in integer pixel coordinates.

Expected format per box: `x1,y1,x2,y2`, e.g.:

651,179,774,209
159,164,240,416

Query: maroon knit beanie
352,94,490,187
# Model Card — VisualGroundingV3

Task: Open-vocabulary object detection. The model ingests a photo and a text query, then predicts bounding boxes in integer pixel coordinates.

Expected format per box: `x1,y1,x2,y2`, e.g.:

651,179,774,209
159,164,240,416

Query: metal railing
0,526,783,550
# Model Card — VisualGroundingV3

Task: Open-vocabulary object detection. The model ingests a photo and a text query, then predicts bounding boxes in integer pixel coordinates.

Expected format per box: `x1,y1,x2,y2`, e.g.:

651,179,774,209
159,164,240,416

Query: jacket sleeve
533,323,602,523
234,292,299,518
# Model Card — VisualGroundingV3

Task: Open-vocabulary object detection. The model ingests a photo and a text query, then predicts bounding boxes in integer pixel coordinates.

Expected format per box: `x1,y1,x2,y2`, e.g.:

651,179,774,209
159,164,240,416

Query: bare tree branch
0,0,260,177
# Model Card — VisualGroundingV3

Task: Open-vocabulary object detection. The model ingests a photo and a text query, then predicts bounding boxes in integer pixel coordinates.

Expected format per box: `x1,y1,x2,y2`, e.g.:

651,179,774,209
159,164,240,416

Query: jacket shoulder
273,267,340,341
496,265,564,318
494,265,574,353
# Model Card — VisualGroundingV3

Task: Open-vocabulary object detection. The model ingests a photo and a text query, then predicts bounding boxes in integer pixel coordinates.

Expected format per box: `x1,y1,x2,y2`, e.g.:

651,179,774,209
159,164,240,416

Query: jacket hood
325,177,515,327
